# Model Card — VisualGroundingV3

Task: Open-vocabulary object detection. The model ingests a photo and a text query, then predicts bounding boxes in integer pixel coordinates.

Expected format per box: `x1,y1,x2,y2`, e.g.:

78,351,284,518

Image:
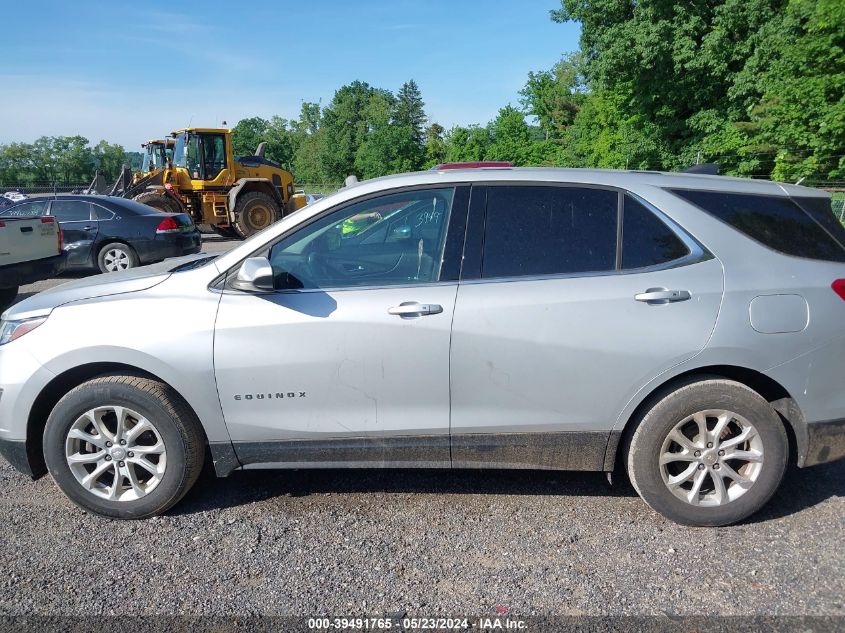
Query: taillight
0,221,5,228
833,279,845,301
57,225,63,252
156,217,179,234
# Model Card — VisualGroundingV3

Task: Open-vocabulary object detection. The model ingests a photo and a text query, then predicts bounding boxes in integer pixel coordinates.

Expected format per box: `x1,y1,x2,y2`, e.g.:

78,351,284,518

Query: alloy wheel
659,409,764,507
64,406,167,501
103,248,131,271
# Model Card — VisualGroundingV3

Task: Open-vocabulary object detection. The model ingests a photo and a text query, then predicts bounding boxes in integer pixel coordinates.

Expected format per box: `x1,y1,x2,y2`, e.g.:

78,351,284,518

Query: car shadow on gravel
174,468,640,516
173,458,845,521
748,459,845,524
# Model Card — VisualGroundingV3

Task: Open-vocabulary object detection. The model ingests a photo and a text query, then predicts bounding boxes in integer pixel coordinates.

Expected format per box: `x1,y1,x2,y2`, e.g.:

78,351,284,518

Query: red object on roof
431,161,512,170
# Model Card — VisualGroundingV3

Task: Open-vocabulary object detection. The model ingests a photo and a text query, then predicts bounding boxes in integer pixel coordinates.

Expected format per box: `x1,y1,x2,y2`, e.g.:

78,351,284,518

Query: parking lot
2,235,845,619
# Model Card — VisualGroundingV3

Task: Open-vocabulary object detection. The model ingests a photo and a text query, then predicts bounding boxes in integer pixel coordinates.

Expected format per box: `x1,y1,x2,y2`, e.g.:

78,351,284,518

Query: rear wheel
0,286,18,310
626,378,788,526
232,191,280,238
43,374,205,519
97,242,139,273
134,191,181,215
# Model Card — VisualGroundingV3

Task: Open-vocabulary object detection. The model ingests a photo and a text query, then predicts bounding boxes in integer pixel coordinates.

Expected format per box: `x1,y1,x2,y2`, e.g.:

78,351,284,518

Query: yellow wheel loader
113,128,305,239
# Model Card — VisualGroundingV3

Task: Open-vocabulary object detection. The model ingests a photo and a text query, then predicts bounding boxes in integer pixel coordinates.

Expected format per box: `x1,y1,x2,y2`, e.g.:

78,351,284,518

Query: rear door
48,200,98,266
449,184,724,470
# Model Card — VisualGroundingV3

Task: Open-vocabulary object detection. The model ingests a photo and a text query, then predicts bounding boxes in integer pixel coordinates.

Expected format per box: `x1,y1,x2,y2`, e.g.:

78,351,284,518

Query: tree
444,126,493,163
550,0,788,171
394,80,427,145
488,107,534,165
93,140,128,181
424,123,447,168
747,0,845,180
231,117,269,157
318,81,385,181
520,53,587,139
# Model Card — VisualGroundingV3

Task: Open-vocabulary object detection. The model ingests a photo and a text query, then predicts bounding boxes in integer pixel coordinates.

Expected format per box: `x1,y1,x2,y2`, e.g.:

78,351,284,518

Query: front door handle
635,288,691,304
388,302,443,317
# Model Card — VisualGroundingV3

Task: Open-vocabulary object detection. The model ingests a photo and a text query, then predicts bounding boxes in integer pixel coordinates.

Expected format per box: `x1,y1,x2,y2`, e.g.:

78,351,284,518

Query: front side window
1,200,47,217
481,185,618,278
201,134,227,180
269,188,454,290
671,189,845,262
622,195,690,269
49,201,91,222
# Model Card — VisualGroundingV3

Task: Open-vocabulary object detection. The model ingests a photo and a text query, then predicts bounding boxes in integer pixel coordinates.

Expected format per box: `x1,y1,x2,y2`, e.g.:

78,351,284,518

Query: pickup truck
0,216,66,310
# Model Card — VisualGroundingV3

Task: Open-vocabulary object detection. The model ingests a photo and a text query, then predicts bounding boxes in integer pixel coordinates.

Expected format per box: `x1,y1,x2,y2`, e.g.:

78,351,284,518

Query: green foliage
0,136,129,186
2,3,842,187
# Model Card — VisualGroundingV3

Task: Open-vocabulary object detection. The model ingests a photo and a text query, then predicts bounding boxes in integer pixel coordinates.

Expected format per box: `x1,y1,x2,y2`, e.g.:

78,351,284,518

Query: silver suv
1,167,844,526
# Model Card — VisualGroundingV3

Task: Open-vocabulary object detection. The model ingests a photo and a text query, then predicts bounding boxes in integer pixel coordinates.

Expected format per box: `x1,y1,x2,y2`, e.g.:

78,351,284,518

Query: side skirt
227,431,613,473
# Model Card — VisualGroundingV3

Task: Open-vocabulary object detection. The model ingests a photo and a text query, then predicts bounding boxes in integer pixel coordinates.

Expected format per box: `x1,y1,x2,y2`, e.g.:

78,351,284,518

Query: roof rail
682,163,720,175
430,162,513,170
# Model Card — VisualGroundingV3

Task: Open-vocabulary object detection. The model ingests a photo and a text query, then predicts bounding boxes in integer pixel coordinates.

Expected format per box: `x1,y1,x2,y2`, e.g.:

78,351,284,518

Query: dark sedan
0,195,201,273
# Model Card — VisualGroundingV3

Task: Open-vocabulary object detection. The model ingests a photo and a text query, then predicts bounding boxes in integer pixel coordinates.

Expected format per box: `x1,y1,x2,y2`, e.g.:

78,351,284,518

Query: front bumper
804,418,845,467
0,436,37,478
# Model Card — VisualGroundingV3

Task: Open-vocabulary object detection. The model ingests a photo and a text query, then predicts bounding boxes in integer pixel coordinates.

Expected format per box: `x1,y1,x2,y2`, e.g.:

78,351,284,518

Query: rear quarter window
670,189,845,263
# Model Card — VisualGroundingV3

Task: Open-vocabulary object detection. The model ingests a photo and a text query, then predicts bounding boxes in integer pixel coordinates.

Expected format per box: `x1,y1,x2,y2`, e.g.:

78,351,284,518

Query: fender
227,178,283,222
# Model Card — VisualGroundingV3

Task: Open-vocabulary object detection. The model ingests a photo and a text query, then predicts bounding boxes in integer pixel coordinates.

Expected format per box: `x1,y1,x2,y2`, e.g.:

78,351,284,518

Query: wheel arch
24,362,213,479
606,365,806,471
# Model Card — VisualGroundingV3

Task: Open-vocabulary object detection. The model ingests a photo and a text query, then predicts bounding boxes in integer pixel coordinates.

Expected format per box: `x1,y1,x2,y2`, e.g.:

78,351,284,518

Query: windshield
141,148,153,172
172,133,187,168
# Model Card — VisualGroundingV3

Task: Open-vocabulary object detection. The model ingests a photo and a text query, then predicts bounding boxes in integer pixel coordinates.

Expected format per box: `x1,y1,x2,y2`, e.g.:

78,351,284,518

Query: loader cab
139,139,173,176
171,128,232,186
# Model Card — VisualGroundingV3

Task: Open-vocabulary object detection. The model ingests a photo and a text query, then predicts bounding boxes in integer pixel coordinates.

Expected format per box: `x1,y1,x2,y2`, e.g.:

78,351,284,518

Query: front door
214,186,468,468
449,185,724,470
48,200,98,267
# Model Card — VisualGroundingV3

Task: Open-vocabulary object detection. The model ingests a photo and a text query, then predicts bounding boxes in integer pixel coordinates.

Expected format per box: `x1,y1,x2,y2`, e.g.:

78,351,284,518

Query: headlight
0,316,47,346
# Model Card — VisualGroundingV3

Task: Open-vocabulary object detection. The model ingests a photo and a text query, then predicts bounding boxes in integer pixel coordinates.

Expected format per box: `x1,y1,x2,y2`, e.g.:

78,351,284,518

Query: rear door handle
635,288,691,304
388,302,443,317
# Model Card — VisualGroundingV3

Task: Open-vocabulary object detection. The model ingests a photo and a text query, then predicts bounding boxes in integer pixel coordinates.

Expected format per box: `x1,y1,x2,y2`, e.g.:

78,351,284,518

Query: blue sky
0,1,579,149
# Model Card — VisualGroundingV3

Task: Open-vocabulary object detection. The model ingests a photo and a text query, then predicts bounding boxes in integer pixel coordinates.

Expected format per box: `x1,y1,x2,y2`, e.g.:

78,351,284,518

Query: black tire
43,374,205,519
626,378,788,527
197,223,216,235
232,191,281,238
97,242,139,273
134,191,182,215
0,286,18,311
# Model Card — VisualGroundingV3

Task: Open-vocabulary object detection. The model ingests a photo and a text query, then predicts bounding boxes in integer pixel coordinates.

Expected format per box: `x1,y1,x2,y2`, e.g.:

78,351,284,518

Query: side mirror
231,257,274,292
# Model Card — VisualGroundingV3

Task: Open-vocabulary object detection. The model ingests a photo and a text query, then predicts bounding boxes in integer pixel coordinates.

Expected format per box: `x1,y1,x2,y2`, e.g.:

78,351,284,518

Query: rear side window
671,189,845,262
792,196,845,248
93,205,115,221
482,186,618,278
622,195,690,269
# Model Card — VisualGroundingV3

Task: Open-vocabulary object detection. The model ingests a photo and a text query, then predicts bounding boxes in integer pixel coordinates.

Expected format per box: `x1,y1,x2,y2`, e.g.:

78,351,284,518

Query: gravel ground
2,235,844,619
0,459,843,616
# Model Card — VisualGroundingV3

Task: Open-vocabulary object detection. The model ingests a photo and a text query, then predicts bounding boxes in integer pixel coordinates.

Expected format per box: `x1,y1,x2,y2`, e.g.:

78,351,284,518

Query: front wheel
43,375,205,519
627,378,788,527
